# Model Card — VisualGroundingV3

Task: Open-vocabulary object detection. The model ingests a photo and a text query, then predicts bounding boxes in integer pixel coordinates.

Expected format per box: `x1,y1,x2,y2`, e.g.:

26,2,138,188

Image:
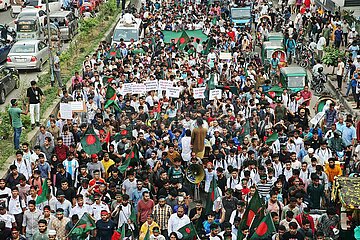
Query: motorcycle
311,67,327,94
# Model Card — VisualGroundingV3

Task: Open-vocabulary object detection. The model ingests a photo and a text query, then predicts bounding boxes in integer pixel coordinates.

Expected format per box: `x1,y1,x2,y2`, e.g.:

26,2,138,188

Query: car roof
17,15,39,21
13,39,42,45
49,10,72,17
280,67,307,76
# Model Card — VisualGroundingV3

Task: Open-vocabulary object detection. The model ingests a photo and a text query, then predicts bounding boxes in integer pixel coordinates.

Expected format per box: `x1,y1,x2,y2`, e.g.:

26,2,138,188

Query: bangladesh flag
36,178,49,204
250,213,276,239
178,222,197,240
177,31,190,50
114,128,132,142
237,191,264,240
118,145,140,173
203,37,215,55
144,228,150,240
104,85,121,112
265,132,278,145
207,74,215,90
80,126,102,155
205,175,220,214
68,213,96,239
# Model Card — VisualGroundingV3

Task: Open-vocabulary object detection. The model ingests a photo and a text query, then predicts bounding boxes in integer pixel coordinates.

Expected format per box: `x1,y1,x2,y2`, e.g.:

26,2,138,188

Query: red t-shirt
138,199,155,223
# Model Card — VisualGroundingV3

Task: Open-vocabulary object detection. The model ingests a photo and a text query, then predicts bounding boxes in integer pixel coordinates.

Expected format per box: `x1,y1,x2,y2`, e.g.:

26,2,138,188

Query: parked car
16,16,42,40
0,66,20,104
15,7,47,27
6,39,49,71
0,0,10,10
0,42,12,63
49,10,78,41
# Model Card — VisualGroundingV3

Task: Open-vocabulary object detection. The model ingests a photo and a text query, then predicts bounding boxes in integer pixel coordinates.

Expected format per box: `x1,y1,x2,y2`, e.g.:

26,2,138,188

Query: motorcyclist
312,60,324,78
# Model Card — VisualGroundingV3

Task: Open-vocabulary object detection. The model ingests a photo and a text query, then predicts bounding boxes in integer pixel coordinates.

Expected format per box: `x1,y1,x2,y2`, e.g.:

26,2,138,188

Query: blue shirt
203,219,220,234
131,188,149,209
342,126,356,146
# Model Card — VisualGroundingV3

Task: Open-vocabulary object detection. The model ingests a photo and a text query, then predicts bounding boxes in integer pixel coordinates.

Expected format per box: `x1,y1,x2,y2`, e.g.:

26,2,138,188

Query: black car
0,66,19,104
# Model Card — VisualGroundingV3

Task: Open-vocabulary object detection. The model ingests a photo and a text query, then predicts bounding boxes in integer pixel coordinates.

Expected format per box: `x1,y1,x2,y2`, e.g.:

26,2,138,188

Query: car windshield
18,12,37,18
231,9,251,19
113,29,138,42
10,44,35,53
17,21,36,32
24,0,39,6
287,76,305,88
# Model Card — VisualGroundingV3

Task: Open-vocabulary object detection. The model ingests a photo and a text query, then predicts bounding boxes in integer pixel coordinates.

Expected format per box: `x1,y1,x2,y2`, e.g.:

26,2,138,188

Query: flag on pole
104,85,121,111
237,191,264,240
205,175,220,214
35,178,49,204
177,31,190,50
250,213,276,239
265,132,279,145
80,126,102,155
68,213,96,239
178,222,197,240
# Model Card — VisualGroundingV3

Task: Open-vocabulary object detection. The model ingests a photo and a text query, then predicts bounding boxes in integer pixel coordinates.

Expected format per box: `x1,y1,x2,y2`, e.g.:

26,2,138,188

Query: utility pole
46,0,55,86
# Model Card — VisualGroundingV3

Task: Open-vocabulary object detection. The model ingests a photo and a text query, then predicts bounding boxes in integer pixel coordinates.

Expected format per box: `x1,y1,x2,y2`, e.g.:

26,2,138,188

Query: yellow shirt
101,159,115,177
139,221,160,240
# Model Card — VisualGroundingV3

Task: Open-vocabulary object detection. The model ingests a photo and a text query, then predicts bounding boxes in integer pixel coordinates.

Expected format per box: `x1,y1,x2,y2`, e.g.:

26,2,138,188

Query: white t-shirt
337,62,345,76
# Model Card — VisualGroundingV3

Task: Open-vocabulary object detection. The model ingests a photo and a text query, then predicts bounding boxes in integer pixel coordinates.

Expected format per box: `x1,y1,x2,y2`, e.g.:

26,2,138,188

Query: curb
0,12,123,178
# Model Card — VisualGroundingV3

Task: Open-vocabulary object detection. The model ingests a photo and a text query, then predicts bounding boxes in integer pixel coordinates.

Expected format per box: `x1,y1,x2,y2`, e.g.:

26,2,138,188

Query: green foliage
321,46,346,67
79,18,100,34
0,111,12,140
342,10,358,27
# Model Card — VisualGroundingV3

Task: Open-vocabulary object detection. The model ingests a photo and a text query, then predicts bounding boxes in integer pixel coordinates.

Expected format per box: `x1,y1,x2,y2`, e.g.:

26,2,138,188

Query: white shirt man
167,208,190,236
123,13,136,25
317,36,326,51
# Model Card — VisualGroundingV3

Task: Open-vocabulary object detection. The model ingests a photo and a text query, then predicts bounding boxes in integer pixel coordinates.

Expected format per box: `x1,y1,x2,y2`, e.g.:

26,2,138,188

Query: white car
0,0,10,10
15,7,47,27
6,40,49,71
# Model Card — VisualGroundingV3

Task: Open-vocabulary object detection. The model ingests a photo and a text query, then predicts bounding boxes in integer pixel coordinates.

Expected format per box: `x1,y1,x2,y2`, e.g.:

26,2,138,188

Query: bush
79,18,100,34
322,46,346,67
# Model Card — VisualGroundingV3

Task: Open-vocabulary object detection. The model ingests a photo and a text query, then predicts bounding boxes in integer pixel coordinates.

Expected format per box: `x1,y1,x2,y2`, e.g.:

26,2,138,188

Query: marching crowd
4,0,360,239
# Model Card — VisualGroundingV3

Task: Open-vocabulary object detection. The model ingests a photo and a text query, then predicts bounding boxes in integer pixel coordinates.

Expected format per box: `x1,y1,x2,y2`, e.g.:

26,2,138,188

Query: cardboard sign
209,89,222,100
166,87,181,98
132,84,146,94
123,83,133,94
60,103,72,119
193,87,206,99
219,52,232,60
144,80,158,91
159,80,174,90
70,101,86,112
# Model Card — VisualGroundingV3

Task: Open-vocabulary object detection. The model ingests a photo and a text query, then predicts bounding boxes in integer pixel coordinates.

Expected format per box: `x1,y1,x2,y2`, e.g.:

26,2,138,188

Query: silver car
6,40,49,71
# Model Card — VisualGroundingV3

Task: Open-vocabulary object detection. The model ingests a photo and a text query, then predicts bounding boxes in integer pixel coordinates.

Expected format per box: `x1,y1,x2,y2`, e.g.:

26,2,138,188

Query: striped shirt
152,204,173,230
256,181,273,199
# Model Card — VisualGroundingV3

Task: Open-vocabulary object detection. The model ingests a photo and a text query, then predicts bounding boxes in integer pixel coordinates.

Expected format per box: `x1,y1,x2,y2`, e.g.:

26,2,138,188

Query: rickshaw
331,176,360,240
256,15,272,46
259,15,272,28
267,32,284,42
10,0,23,18
279,66,307,93
310,96,336,127
261,41,284,73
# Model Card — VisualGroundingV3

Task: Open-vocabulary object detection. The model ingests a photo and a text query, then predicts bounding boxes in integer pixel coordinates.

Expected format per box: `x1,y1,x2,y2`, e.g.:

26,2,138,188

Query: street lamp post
46,0,55,86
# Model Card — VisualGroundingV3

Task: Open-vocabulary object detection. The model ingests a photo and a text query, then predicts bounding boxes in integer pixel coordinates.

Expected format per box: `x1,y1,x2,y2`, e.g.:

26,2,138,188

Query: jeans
54,70,63,88
13,127,21,150
29,103,40,125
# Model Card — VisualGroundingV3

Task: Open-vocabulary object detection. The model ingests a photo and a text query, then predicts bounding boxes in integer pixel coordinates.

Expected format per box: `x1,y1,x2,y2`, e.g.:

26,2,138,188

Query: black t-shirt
61,187,76,202
96,219,117,240
282,231,305,240
27,87,43,104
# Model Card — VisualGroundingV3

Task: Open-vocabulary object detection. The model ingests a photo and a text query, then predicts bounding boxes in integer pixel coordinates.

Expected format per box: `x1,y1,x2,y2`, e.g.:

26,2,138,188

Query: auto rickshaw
331,176,360,240
266,32,284,42
261,41,284,72
271,49,287,68
279,66,307,93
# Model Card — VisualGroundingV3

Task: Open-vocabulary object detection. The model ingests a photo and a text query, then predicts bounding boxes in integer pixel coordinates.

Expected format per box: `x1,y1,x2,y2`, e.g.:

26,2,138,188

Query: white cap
308,148,314,154
48,230,56,235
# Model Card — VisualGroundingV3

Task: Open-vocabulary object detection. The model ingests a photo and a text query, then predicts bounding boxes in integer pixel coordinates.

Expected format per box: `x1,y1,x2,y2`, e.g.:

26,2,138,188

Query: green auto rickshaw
262,41,284,72
266,32,284,42
280,66,308,93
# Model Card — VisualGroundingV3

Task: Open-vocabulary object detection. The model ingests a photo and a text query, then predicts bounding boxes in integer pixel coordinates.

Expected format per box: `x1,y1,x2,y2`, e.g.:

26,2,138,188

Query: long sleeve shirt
167,213,190,236
22,209,42,235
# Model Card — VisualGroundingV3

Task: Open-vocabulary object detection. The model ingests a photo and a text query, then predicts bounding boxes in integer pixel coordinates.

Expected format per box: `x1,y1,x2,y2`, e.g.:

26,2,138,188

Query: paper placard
159,80,174,90
144,80,158,91
60,103,72,119
166,87,181,98
193,87,206,99
70,101,86,112
123,83,133,94
219,52,232,60
209,89,222,100
132,83,146,94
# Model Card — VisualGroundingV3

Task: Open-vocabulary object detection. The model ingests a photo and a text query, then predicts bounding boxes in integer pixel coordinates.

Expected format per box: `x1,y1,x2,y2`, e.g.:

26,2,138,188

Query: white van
23,0,61,12
111,18,143,46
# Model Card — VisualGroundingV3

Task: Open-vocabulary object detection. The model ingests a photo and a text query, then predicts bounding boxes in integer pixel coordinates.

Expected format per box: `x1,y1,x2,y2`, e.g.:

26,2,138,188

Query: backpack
7,196,23,210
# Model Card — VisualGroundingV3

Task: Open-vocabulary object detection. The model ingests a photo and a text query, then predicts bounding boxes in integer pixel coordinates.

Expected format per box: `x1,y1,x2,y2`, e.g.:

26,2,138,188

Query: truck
230,6,252,27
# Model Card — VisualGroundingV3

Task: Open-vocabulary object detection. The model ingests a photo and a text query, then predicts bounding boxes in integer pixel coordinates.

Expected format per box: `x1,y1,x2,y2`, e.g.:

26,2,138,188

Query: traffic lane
0,8,15,27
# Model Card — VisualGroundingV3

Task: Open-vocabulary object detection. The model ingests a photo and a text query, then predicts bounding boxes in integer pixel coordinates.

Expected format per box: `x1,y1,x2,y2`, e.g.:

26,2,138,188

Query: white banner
132,83,146,94
60,103,72,119
166,87,181,98
209,89,222,100
193,87,206,99
159,80,174,90
144,80,158,91
123,83,133,94
219,52,232,60
70,101,86,112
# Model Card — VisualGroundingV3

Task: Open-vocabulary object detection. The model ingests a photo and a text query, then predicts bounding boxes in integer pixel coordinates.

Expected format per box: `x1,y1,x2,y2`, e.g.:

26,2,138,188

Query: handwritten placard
144,80,158,91
166,87,181,98
159,80,174,90
70,101,86,112
193,87,206,99
219,52,232,60
132,83,146,94
209,89,222,100
123,83,133,94
60,103,72,119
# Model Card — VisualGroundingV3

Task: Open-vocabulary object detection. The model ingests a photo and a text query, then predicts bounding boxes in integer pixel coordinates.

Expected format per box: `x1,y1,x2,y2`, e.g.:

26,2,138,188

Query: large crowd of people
4,0,360,239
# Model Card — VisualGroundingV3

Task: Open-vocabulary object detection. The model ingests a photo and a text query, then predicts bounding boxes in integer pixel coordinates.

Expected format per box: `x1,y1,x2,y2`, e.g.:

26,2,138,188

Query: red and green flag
203,37,215,55
177,31,190,50
80,126,102,155
265,132,278,146
205,174,220,214
118,145,140,173
104,85,121,112
178,222,197,240
68,213,96,239
237,190,264,240
35,178,49,204
250,213,276,239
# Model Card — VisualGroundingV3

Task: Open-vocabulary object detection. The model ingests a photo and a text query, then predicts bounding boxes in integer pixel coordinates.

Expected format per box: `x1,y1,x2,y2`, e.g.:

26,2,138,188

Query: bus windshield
113,29,138,42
